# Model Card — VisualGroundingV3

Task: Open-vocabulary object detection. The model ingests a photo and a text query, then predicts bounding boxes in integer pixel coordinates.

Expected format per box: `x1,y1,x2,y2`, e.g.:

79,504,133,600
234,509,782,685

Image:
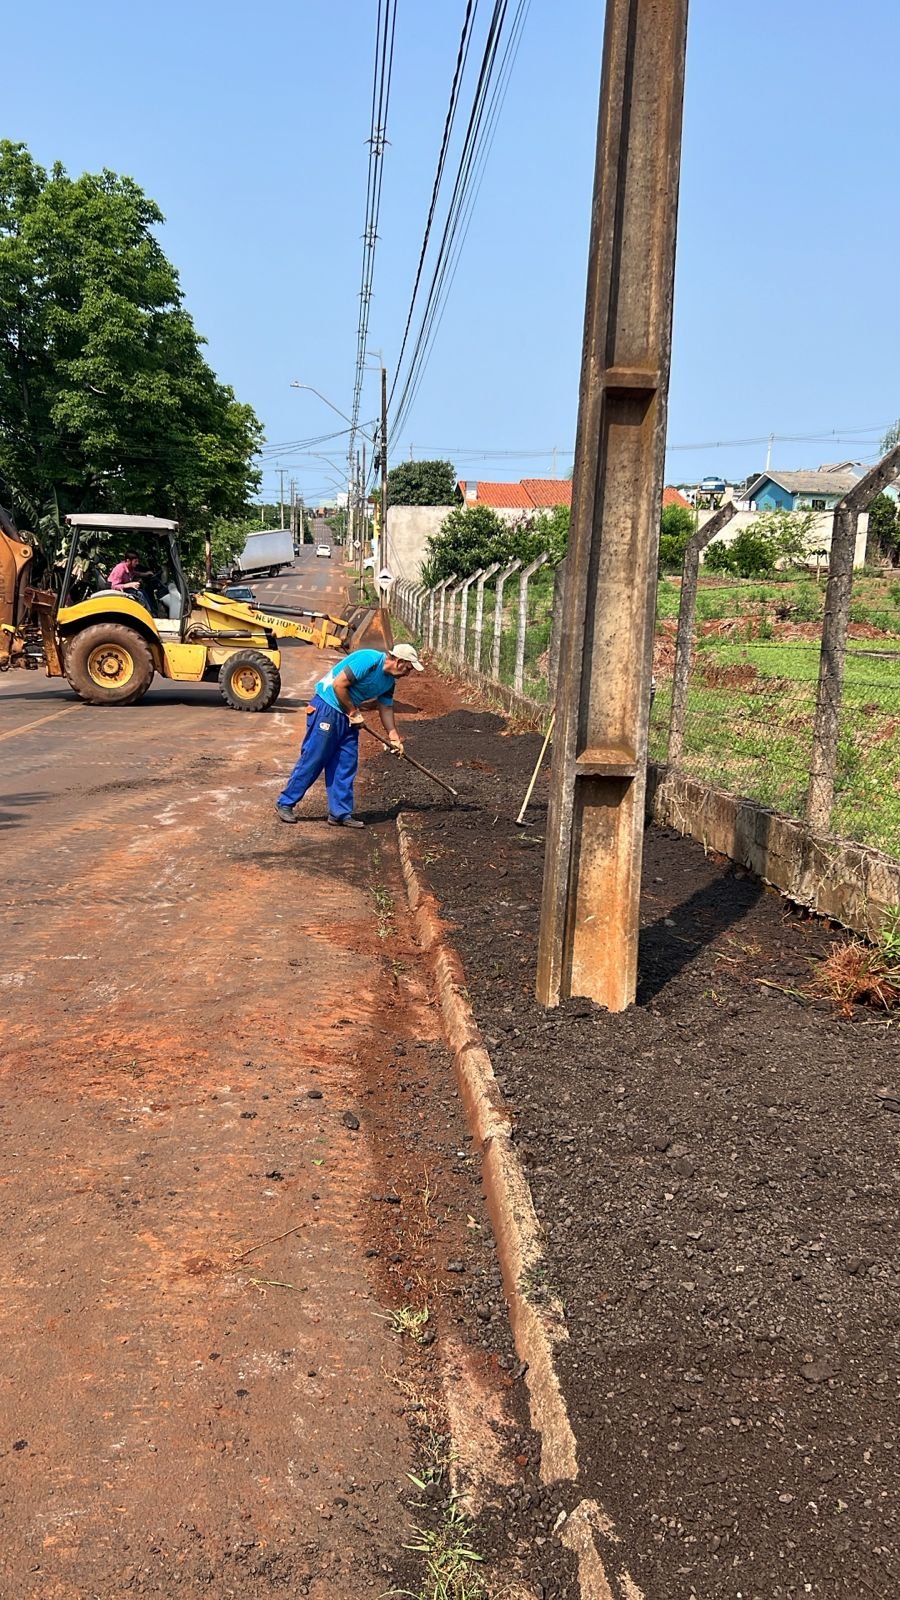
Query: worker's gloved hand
388,736,404,757
348,710,365,726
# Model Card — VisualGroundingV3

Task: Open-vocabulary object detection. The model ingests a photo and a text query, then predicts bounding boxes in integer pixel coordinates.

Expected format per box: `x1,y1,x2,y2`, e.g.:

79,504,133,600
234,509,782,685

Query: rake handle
360,720,460,799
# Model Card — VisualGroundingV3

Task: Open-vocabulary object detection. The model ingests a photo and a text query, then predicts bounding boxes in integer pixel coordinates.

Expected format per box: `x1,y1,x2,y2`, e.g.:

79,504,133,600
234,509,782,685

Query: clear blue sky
6,1,900,502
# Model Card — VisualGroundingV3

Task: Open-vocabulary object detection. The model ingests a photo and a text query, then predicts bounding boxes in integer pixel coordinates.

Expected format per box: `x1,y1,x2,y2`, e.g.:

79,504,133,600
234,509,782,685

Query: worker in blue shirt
275,642,424,828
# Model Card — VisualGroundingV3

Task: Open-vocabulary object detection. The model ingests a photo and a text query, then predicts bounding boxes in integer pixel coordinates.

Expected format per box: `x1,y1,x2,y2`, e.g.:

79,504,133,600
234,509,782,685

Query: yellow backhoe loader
0,509,391,711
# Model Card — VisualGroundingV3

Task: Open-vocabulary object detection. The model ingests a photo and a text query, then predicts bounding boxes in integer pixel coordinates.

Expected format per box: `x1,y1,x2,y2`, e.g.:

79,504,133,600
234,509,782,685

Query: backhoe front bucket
344,605,394,653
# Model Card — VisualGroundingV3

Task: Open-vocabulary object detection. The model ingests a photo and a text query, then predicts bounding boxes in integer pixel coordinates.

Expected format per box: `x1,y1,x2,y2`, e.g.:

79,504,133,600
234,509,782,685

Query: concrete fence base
432,652,550,727
648,766,900,941
420,650,899,940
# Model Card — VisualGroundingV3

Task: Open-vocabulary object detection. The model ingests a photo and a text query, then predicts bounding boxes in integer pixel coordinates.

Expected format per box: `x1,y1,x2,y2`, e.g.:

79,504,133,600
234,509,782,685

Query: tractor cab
58,513,192,633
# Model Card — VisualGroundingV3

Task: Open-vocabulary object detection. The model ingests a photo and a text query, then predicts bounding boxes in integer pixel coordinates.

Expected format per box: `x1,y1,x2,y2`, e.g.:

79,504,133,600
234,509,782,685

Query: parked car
223,584,257,603
315,544,332,559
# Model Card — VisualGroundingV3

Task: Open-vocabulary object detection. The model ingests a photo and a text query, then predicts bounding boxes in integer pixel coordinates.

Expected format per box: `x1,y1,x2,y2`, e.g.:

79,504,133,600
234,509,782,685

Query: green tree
658,503,695,572
755,506,817,567
704,526,778,578
867,491,899,561
421,503,507,585
507,503,570,566
0,140,262,567
386,458,456,507
881,419,900,454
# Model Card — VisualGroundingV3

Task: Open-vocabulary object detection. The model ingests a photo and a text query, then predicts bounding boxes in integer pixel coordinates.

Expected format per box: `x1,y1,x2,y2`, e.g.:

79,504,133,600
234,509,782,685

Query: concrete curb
395,814,577,1484
395,815,648,1600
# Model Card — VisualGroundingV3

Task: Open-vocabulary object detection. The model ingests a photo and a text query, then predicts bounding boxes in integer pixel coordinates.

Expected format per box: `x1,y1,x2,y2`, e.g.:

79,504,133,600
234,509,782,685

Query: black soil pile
365,702,900,1600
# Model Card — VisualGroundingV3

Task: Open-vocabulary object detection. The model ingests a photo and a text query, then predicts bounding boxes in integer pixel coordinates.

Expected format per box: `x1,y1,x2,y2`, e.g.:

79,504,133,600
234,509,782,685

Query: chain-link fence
394,569,900,865
395,562,557,704
649,641,900,858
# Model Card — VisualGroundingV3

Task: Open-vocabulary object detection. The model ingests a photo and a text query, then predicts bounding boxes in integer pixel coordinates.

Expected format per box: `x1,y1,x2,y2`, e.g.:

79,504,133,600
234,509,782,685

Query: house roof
520,478,573,508
459,481,533,508
746,470,860,499
457,478,571,510
662,486,690,508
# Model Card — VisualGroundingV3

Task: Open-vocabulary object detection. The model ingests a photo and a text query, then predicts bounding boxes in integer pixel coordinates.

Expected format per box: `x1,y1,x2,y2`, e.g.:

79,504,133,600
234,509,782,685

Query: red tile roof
520,478,573,508
457,478,572,510
458,480,533,508
459,479,689,514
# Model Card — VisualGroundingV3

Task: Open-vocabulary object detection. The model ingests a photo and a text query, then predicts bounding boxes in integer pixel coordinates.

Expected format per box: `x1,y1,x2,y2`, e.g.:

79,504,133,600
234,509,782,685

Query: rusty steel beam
537,0,690,1012
806,441,900,831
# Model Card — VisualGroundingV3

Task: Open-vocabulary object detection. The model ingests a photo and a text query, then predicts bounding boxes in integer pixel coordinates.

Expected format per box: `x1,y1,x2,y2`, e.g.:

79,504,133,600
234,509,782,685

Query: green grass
651,642,900,856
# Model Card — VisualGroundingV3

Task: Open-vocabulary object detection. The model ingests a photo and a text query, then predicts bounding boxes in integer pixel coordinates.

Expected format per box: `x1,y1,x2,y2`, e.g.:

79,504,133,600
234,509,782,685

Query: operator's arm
378,700,403,754
330,667,362,722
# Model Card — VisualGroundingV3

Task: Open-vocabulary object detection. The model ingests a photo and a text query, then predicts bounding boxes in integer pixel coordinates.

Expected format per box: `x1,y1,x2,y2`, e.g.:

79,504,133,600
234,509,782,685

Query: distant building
456,478,573,514
458,478,691,514
743,469,860,513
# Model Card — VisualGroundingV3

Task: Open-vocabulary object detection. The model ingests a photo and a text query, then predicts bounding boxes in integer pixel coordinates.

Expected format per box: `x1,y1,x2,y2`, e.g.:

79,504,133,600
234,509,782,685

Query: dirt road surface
0,555,530,1599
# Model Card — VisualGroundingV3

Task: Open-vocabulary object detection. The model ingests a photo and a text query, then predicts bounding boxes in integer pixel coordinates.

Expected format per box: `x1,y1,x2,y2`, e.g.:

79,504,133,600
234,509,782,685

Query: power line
348,0,399,471
388,0,481,406
389,0,531,443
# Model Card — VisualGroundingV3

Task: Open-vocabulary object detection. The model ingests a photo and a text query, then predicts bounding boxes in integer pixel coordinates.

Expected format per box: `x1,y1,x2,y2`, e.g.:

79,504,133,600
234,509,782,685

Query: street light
289,382,376,444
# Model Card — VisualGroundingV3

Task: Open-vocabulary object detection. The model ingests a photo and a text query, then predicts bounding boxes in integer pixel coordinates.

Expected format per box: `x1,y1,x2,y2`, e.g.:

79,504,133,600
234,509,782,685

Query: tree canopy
386,458,457,507
420,503,570,586
0,141,262,565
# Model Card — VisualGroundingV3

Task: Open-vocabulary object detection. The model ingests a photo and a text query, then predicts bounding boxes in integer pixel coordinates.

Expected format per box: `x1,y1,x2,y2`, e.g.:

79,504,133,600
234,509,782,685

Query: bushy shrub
703,527,778,578
420,502,570,586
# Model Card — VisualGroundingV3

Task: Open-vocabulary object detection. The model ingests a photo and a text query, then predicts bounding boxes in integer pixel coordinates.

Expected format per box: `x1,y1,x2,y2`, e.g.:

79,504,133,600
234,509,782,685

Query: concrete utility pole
536,0,690,1013
806,440,900,831
290,479,297,543
278,468,286,530
358,445,366,594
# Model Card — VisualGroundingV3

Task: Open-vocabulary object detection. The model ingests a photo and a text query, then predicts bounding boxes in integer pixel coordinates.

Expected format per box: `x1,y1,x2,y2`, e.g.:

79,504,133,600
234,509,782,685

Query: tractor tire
64,623,155,706
219,651,281,712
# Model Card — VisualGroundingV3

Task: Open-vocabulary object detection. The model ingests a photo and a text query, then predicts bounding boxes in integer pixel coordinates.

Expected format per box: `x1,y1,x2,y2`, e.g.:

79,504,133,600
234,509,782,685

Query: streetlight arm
290,382,376,444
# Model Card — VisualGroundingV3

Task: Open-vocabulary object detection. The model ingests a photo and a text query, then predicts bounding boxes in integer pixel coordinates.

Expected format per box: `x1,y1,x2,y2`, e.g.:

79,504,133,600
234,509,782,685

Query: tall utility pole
353,444,360,595
378,365,388,582
278,468,286,530
289,479,297,543
536,0,690,1013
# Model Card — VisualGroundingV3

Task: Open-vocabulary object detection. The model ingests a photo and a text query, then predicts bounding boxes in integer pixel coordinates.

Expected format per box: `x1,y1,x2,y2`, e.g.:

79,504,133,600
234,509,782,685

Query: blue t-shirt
315,649,395,711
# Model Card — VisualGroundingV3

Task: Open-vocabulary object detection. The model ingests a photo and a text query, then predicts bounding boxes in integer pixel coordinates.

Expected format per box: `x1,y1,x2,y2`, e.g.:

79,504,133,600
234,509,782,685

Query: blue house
744,469,859,513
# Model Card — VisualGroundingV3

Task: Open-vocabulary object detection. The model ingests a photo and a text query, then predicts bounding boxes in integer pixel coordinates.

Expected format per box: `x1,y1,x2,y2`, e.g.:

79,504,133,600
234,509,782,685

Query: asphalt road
0,548,425,1598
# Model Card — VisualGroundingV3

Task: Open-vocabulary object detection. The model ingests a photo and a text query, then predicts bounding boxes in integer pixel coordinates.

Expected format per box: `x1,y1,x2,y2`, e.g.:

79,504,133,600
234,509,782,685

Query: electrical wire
388,0,480,407
388,0,531,444
348,0,399,471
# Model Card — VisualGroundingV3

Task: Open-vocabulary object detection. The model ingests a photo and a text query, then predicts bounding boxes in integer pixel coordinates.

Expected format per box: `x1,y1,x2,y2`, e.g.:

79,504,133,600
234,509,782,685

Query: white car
315,544,332,558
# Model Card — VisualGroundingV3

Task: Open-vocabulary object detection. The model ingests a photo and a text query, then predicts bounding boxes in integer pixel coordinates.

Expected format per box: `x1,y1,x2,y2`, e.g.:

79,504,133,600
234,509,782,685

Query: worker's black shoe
275,803,298,824
328,814,364,829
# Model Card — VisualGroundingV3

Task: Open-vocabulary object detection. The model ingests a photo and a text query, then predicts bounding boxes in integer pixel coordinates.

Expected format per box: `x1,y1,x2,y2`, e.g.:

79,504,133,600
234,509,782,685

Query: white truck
232,529,295,578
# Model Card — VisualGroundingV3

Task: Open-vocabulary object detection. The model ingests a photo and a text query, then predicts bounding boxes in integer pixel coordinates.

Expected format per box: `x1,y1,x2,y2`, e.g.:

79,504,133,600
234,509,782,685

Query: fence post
548,557,567,702
491,559,522,682
668,501,737,765
445,578,465,661
458,569,482,663
413,584,427,637
806,441,900,830
426,582,441,651
437,574,457,656
473,561,500,673
514,554,548,696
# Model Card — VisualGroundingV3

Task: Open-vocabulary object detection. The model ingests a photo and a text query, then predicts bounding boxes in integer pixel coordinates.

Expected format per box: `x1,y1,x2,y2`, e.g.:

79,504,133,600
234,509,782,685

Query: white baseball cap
389,642,424,671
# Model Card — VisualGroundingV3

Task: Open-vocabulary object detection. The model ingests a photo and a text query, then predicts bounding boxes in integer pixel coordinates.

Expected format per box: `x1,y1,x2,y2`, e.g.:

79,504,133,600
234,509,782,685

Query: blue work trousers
278,694,360,819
